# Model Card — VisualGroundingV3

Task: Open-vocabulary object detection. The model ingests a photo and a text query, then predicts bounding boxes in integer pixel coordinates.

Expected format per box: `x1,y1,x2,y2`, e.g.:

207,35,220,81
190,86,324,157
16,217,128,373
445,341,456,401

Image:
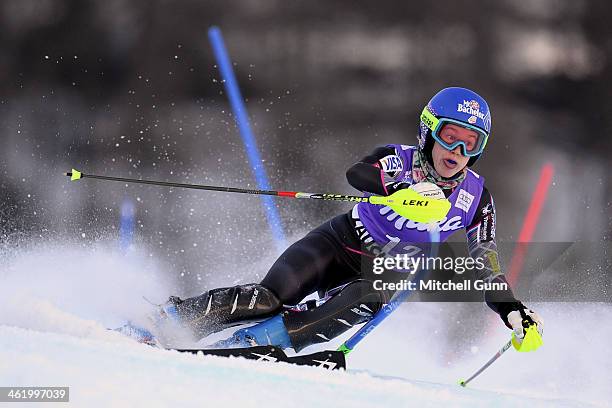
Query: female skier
131,87,543,352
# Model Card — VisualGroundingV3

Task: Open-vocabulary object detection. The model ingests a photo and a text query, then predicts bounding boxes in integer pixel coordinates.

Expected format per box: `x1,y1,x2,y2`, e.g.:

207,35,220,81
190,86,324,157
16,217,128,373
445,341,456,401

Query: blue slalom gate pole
338,228,441,355
208,26,286,252
119,199,135,252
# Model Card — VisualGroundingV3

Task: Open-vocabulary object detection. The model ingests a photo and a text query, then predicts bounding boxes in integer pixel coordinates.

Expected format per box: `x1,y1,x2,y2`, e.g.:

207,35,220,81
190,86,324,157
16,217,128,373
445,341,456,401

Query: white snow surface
0,241,610,407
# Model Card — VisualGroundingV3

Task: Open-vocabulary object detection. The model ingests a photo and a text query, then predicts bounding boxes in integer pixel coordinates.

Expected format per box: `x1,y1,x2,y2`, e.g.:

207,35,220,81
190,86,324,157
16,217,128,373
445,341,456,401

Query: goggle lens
421,108,489,157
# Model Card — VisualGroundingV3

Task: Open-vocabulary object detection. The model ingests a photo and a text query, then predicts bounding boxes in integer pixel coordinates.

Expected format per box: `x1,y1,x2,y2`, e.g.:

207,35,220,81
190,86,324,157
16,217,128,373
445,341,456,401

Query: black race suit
171,147,524,352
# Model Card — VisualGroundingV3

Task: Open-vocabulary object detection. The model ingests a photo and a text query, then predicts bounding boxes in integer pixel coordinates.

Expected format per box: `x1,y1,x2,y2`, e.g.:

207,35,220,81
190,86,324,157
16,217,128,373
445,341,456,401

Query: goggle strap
420,107,439,131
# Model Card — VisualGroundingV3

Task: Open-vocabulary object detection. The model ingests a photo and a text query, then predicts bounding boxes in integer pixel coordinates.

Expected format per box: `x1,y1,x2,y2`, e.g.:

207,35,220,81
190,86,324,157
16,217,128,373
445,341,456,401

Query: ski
174,345,346,370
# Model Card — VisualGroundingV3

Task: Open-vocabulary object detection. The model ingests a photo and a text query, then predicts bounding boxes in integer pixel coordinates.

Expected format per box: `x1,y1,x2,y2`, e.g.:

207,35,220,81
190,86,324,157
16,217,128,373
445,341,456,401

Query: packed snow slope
0,241,610,407
0,325,590,408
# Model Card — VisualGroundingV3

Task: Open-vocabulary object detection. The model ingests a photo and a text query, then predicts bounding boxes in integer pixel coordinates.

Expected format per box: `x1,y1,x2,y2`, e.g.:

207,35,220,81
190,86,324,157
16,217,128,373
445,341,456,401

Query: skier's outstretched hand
507,307,544,351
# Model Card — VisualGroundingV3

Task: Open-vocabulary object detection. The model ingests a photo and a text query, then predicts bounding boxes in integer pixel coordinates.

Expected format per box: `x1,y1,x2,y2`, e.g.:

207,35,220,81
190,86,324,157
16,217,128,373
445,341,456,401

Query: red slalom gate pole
506,163,555,287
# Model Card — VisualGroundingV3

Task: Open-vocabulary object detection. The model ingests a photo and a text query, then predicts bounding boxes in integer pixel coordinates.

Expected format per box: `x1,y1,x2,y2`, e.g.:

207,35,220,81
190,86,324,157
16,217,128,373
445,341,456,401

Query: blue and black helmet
418,87,492,166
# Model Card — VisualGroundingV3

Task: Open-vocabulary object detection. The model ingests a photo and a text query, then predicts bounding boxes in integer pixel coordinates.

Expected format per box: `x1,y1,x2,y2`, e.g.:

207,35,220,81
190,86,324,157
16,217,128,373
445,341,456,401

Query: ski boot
210,315,292,349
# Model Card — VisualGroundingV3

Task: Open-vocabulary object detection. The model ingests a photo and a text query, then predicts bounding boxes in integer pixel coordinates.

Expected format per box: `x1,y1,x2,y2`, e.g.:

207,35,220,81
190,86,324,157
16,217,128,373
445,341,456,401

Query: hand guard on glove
507,307,544,352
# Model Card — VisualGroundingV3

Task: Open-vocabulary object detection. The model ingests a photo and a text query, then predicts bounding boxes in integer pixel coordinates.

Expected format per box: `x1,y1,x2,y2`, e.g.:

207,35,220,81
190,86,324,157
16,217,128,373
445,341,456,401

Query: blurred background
0,0,610,298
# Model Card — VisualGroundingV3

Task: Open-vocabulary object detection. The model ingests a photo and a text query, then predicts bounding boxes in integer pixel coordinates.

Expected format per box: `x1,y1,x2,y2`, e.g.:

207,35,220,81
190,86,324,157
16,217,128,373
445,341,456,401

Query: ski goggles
420,108,489,157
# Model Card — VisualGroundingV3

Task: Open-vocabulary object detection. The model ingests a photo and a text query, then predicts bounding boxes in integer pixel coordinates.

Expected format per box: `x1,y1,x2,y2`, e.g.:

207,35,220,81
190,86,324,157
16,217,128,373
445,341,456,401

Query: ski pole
337,228,440,355
458,339,512,387
459,309,543,387
65,169,450,224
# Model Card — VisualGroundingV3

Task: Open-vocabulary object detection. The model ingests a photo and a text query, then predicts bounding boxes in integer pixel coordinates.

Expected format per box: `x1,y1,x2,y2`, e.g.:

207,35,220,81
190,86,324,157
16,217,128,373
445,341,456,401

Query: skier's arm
346,146,401,196
467,188,544,340
466,188,524,328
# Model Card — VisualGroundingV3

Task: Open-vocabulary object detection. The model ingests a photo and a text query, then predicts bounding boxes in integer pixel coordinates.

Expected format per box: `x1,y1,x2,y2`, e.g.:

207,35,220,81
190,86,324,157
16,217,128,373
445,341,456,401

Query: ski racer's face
431,124,472,178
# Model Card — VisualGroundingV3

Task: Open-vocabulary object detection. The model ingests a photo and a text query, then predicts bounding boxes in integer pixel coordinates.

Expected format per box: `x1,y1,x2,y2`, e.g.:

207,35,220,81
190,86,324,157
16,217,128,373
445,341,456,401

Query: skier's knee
283,279,384,352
